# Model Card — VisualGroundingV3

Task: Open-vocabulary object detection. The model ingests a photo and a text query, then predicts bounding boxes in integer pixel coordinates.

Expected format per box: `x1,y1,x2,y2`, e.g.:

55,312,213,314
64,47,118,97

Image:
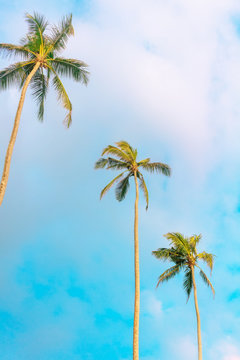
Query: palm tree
152,232,215,360
0,12,89,205
95,141,171,360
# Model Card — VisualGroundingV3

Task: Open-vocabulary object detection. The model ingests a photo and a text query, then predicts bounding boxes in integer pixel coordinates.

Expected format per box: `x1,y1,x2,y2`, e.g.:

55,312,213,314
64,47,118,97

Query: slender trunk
0,62,40,206
191,266,202,360
133,171,140,360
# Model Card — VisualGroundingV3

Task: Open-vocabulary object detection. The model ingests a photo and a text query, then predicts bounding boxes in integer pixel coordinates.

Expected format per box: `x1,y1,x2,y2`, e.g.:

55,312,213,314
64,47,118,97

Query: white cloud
209,338,240,360
65,0,240,180
141,290,162,318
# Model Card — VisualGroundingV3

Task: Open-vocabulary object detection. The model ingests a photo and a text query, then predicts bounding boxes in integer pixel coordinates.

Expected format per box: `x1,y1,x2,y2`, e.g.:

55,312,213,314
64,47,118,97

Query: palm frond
198,268,215,297
31,70,48,121
156,264,181,287
197,252,215,273
25,12,48,49
47,14,74,54
183,267,193,301
107,158,129,170
100,172,126,199
101,145,132,162
95,158,108,169
52,69,72,127
189,234,201,254
141,162,171,176
50,58,89,85
137,158,150,166
19,62,37,89
139,173,149,210
115,141,136,160
0,43,35,60
115,174,131,201
95,157,129,171
164,232,191,255
0,61,34,90
152,247,179,262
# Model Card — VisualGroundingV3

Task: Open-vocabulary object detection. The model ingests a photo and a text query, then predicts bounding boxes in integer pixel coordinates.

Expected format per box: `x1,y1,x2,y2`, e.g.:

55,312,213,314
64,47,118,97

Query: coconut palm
95,141,171,360
0,12,89,205
152,232,215,360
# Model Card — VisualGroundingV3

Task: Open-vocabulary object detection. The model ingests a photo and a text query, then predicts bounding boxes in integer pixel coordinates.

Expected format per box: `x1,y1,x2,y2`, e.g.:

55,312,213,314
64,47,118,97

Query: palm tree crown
0,12,89,126
152,232,215,299
95,141,171,209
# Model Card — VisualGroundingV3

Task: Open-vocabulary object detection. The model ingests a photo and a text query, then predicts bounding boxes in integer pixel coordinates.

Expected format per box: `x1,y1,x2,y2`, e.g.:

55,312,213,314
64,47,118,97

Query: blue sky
1,0,240,359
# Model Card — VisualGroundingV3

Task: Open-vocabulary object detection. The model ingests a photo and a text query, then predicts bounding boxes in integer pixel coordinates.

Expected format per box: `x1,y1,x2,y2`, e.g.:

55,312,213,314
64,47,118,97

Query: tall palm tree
95,141,171,360
0,12,89,205
152,232,215,360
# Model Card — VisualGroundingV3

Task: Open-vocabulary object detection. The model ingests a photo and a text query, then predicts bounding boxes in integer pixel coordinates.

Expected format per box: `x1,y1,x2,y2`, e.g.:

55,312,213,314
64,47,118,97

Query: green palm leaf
164,232,191,255
197,252,215,272
139,173,149,210
102,145,131,162
100,172,126,199
115,141,136,160
115,174,131,201
156,264,181,287
52,69,72,127
140,162,171,176
152,247,178,261
107,158,129,170
137,158,150,166
183,267,193,301
0,61,34,90
31,70,48,121
0,43,34,59
198,268,215,297
95,158,108,169
51,58,89,84
47,14,74,54
26,12,48,51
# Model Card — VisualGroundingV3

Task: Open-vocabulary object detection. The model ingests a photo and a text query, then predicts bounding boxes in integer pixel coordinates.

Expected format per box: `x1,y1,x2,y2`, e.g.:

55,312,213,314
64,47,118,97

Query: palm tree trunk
191,266,202,360
133,171,140,360
0,62,40,206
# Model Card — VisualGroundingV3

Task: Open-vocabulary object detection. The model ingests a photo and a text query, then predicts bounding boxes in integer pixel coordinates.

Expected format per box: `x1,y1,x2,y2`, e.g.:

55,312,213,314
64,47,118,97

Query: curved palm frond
51,68,72,127
47,14,74,54
139,173,149,210
100,172,126,199
95,158,108,169
189,235,201,254
101,145,132,162
164,232,191,255
31,70,48,121
156,264,181,287
26,12,48,50
198,267,215,297
183,267,193,301
197,252,215,273
19,62,39,89
115,173,131,201
115,141,136,161
152,248,178,261
0,61,34,90
95,157,129,170
50,58,89,85
0,43,35,59
141,162,171,176
107,158,129,170
137,158,150,166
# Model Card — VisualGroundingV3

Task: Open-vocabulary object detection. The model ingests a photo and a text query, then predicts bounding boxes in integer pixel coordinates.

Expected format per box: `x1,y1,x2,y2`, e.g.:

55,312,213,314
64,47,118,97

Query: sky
1,0,240,359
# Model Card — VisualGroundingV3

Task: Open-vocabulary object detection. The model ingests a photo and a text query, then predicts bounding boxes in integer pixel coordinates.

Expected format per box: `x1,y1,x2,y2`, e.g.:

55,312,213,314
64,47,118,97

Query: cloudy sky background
1,0,240,359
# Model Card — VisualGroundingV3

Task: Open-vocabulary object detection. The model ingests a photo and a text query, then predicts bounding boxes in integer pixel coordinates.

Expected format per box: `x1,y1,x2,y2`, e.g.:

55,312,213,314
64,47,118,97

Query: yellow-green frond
100,172,126,199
